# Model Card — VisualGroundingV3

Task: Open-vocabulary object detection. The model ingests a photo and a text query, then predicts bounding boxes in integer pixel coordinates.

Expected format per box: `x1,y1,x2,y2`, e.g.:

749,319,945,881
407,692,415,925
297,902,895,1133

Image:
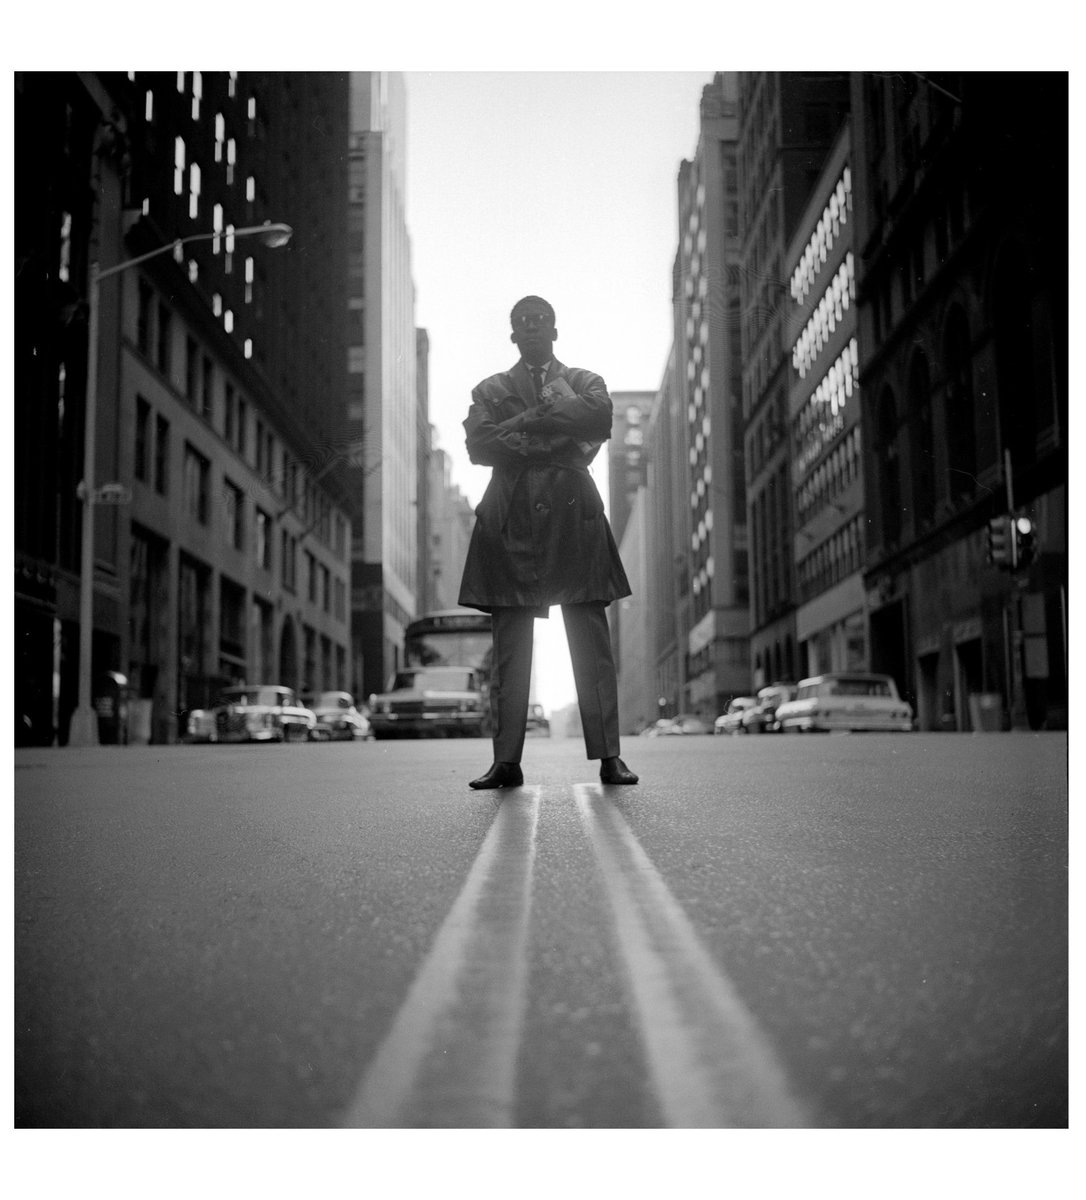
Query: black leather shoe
469,761,524,790
600,756,638,785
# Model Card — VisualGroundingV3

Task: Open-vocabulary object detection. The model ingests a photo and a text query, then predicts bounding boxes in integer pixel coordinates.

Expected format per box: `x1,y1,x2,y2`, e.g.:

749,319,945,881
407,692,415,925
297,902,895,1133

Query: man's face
510,302,557,365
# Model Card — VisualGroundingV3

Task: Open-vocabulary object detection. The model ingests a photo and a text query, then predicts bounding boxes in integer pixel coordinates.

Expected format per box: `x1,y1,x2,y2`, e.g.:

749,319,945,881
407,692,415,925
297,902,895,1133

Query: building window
189,160,201,220
183,443,210,524
943,306,976,504
237,398,247,458
224,479,244,549
256,508,272,570
281,529,297,592
224,383,236,445
156,303,171,375
909,351,936,528
135,396,150,482
201,356,214,421
174,136,185,196
877,386,901,547
137,280,154,355
307,551,318,603
154,415,169,495
347,346,365,373
185,337,198,404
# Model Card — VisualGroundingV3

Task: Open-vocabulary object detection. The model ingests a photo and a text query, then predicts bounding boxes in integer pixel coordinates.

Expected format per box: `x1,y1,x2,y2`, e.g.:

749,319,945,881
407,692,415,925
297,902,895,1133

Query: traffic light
987,515,1014,568
1013,515,1037,570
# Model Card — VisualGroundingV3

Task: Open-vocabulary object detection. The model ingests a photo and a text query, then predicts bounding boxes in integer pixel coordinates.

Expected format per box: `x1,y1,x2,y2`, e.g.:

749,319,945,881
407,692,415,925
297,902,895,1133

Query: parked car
670,713,713,735
305,691,372,741
714,696,757,734
775,672,914,733
206,685,317,743
739,684,797,734
640,713,712,737
181,707,218,743
525,703,551,737
368,666,487,739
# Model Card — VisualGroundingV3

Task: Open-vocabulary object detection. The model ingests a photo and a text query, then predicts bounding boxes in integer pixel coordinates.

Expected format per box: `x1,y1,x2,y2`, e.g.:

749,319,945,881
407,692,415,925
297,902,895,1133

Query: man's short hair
510,295,555,326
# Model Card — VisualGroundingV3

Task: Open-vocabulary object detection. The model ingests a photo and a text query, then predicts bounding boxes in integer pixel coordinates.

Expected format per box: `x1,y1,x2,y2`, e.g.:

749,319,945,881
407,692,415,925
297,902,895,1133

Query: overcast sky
403,71,714,713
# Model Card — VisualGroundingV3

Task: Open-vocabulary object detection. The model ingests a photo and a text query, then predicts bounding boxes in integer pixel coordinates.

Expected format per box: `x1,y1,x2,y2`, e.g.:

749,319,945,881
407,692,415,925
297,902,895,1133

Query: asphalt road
14,731,1068,1128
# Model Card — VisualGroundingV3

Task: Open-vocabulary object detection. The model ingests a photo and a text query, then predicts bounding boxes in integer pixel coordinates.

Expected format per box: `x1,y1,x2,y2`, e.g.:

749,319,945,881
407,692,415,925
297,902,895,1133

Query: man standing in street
458,295,638,789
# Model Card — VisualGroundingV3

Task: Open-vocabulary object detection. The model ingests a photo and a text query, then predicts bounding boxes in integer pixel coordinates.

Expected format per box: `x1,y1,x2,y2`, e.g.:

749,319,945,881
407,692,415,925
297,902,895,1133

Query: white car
775,673,914,733
714,697,757,734
209,685,317,743
306,691,372,741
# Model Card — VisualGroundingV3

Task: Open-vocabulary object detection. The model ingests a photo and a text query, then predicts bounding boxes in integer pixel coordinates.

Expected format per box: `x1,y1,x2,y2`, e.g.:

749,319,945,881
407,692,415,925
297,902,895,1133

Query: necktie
530,366,545,397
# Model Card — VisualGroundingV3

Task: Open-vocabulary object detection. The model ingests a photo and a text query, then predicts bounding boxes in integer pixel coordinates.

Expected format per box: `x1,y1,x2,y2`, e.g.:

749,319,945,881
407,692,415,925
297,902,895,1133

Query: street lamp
67,222,293,747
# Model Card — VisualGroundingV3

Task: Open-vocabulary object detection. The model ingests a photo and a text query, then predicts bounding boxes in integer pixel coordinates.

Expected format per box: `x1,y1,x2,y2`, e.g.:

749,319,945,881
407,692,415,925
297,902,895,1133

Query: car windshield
389,669,475,692
219,686,294,706
825,677,893,697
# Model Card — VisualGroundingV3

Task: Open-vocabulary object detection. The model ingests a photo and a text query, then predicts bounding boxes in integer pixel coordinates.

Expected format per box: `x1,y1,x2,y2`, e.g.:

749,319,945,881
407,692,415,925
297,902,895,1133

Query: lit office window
145,90,154,122
189,161,201,219
214,113,225,162
174,137,185,195
191,71,202,121
58,212,71,282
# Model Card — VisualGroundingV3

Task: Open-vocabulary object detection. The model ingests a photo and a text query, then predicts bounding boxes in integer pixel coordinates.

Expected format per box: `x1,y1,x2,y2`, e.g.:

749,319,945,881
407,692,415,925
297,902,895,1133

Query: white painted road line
574,785,812,1128
341,789,540,1128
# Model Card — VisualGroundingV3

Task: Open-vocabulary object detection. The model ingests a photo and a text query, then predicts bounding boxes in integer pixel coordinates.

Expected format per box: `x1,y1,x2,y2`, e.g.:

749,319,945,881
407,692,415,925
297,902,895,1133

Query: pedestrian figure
458,295,638,789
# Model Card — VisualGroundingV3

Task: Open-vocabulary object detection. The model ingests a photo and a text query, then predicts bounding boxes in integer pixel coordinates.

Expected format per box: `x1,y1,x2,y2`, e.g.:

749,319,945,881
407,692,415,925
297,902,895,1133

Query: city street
14,731,1067,1129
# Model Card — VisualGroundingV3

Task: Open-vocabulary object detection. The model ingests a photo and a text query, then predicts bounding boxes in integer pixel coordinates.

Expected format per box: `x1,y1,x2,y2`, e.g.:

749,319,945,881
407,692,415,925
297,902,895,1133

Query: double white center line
343,786,810,1128
342,790,540,1128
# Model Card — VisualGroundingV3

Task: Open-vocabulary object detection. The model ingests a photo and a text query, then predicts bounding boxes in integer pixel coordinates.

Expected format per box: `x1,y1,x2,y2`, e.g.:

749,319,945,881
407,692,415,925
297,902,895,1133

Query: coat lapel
510,358,566,405
510,361,535,407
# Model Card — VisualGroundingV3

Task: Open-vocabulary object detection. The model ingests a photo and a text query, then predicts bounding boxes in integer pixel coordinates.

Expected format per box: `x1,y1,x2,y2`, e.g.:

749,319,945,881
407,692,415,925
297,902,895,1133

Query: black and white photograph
9,6,1075,1196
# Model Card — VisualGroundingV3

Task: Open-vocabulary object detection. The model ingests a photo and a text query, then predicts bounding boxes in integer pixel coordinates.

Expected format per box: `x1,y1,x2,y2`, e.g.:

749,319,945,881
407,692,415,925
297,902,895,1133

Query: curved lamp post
68,222,293,747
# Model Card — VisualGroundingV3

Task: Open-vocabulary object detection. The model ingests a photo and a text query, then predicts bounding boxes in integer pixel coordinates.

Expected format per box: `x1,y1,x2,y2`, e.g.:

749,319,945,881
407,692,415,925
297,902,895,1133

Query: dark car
368,666,487,739
525,703,551,737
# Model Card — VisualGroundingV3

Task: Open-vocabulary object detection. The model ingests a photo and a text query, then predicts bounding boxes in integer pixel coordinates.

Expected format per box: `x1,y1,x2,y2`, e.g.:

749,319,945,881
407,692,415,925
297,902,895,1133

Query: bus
404,608,493,676
367,609,494,740
403,608,549,737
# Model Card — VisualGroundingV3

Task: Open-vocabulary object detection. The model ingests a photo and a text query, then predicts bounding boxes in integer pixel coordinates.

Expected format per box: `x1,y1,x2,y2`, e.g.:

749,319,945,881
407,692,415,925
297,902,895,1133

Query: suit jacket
457,358,631,613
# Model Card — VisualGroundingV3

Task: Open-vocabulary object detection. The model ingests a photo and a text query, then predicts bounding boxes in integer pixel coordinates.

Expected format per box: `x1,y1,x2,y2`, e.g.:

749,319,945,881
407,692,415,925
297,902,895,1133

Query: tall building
14,71,355,744
850,71,1067,730
415,328,433,616
615,484,656,734
607,391,654,547
785,122,866,680
344,72,419,699
645,345,686,717
737,71,851,687
424,442,477,614
671,73,749,720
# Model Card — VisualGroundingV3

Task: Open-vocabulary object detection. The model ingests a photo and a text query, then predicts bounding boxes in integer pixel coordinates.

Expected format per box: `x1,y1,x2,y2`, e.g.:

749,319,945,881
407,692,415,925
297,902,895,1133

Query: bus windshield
404,611,493,674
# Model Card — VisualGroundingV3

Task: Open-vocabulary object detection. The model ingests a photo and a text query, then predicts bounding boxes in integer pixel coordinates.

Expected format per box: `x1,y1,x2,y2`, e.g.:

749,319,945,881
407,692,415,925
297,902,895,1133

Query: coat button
535,502,548,512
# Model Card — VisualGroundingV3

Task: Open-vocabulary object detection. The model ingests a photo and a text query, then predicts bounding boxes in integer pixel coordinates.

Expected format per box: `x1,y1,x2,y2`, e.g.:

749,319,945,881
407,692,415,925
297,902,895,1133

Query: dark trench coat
457,358,631,615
